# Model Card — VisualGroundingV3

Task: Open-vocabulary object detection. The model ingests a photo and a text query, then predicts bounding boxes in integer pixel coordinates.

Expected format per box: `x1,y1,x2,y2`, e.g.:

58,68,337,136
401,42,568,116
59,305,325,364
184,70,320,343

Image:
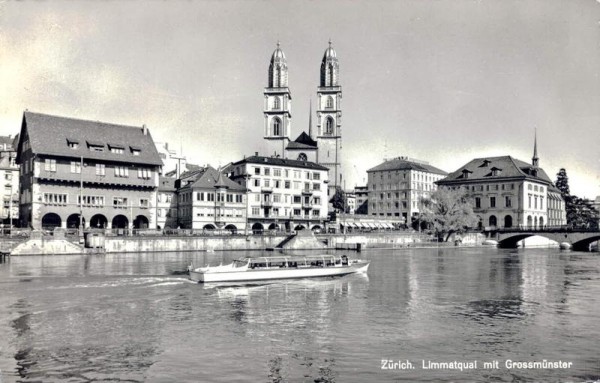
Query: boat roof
241,255,342,262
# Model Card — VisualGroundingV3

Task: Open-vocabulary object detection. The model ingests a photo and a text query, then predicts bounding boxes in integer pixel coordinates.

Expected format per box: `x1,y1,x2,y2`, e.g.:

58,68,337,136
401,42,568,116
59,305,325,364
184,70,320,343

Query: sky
0,0,598,197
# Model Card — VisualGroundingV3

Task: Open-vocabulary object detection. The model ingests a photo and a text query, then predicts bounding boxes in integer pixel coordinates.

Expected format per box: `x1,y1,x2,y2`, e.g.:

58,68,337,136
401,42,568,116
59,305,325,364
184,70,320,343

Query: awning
368,223,376,228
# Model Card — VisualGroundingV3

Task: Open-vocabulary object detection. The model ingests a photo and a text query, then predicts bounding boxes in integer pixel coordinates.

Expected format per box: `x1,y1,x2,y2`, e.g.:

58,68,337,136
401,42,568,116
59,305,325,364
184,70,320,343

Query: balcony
301,189,313,195
261,200,273,207
261,187,273,193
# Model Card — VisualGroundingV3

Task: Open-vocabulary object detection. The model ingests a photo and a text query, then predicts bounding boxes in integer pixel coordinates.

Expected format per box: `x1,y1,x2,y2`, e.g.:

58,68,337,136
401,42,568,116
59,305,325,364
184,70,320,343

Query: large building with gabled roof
436,141,566,229
16,111,163,230
367,157,448,224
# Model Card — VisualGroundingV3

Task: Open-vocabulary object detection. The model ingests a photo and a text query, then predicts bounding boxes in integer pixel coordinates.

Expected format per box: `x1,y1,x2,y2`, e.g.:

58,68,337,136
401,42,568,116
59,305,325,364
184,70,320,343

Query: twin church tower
263,41,343,191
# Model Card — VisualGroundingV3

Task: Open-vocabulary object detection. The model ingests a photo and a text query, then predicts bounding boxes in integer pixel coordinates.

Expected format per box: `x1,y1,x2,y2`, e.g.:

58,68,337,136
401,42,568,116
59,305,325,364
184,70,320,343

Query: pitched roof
187,166,245,191
158,176,177,192
286,141,318,150
233,155,329,171
294,131,317,147
367,158,447,175
0,136,15,150
17,111,163,166
438,156,553,184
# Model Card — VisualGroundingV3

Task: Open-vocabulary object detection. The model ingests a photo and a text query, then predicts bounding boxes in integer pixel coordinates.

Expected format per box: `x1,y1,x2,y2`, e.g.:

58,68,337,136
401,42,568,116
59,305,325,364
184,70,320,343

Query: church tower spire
264,41,291,158
316,39,343,194
532,128,539,167
308,99,313,139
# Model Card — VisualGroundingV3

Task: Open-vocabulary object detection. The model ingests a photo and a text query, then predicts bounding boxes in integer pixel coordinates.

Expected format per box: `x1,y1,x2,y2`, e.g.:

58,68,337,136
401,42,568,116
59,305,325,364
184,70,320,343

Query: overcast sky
1,1,598,197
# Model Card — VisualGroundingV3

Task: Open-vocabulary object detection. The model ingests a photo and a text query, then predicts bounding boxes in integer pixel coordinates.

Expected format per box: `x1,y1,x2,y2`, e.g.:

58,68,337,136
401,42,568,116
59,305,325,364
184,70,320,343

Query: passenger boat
188,255,370,283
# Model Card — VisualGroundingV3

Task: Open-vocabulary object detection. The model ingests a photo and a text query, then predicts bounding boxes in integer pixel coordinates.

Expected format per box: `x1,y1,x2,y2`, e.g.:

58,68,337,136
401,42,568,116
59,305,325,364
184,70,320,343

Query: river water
0,247,598,383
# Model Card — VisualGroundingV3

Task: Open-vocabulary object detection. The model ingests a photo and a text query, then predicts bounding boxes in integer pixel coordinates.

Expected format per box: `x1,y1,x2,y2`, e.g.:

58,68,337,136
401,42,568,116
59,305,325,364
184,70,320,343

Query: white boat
188,255,370,283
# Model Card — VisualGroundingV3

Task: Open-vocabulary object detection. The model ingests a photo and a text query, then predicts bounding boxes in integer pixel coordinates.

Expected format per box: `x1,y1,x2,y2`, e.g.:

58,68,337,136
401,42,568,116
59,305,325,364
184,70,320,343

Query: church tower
264,42,292,158
316,40,342,193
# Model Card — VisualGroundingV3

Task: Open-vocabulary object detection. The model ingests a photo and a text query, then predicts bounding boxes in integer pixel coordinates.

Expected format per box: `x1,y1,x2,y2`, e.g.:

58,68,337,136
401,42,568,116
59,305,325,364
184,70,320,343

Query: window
293,196,301,203
490,197,496,208
273,97,281,110
138,168,151,179
130,147,141,156
207,193,215,202
325,117,334,135
326,96,334,109
254,179,260,187
96,164,105,176
78,195,105,207
44,159,57,172
113,197,128,208
70,161,81,174
226,194,233,203
297,153,307,161
274,169,281,177
313,183,320,191
115,166,129,177
254,167,261,175
236,195,243,203
89,144,104,152
43,193,67,205
110,147,124,154
67,140,79,149
264,168,271,176
284,181,291,189
312,172,320,180
273,118,281,136
505,196,512,207
252,207,260,216
475,197,481,209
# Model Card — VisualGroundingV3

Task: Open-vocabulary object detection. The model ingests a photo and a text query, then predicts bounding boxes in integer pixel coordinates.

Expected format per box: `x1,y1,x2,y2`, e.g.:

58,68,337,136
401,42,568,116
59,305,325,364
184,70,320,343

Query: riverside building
16,111,163,230
0,135,19,225
436,139,566,229
227,154,329,232
367,157,447,224
176,166,247,231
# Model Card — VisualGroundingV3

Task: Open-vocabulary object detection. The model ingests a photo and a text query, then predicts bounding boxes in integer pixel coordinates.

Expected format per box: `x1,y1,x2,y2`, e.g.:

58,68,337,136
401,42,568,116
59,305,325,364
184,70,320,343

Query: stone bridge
494,228,600,251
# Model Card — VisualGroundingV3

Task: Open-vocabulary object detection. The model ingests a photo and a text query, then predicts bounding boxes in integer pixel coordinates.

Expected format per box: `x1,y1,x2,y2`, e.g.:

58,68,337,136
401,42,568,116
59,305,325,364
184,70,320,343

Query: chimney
142,124,148,135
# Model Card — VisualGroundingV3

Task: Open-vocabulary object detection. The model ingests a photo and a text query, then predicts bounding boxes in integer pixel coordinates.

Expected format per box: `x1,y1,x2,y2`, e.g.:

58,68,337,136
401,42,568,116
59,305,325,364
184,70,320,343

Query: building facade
155,141,187,178
367,157,447,224
436,154,566,229
177,166,247,231
227,155,329,232
0,136,19,225
156,176,178,229
16,112,163,230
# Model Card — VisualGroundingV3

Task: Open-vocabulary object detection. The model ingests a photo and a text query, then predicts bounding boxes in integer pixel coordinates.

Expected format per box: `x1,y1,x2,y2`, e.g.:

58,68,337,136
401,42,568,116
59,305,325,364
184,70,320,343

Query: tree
555,168,599,228
329,186,348,213
555,168,570,196
419,187,479,241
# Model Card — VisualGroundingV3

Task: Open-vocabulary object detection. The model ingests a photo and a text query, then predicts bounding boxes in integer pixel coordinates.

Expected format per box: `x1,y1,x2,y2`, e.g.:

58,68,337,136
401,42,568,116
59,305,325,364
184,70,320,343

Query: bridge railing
494,225,599,233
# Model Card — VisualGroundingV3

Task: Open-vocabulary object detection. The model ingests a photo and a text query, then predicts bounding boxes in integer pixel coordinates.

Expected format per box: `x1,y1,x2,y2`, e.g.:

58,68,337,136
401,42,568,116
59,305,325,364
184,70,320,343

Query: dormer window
109,144,124,154
461,169,472,179
491,167,502,177
67,139,79,149
482,159,491,167
86,140,104,152
130,146,141,156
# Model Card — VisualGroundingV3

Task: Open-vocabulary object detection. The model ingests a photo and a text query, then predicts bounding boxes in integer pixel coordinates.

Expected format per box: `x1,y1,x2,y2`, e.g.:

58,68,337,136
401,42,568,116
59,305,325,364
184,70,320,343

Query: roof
437,156,554,185
17,111,163,166
233,155,329,171
158,176,177,192
0,136,15,150
182,166,245,192
293,131,317,147
367,158,447,176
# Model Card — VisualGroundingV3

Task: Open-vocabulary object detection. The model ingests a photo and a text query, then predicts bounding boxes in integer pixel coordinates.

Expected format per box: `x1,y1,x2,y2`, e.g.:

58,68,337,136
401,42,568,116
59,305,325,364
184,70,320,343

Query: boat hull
189,261,369,283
